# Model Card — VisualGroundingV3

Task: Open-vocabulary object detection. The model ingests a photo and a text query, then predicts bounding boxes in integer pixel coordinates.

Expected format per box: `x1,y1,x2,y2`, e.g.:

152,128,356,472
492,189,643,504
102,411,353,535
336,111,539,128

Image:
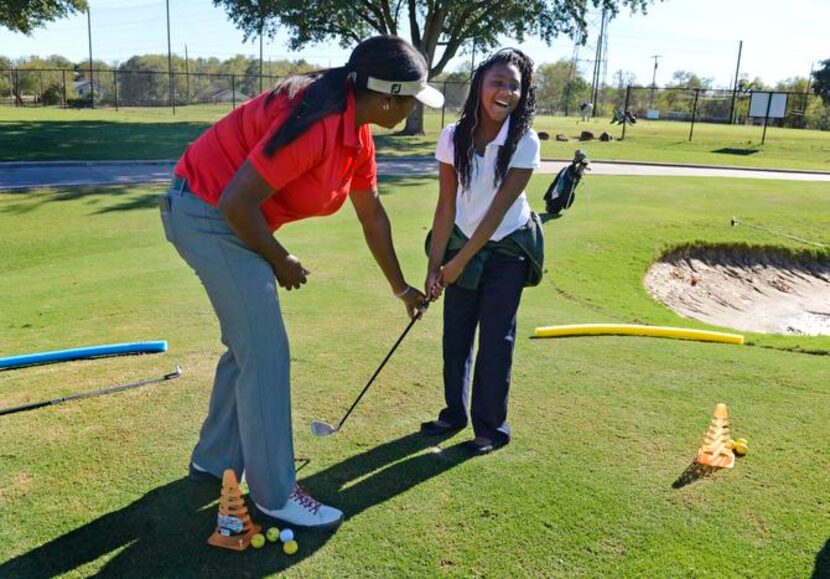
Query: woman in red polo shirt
159,35,444,531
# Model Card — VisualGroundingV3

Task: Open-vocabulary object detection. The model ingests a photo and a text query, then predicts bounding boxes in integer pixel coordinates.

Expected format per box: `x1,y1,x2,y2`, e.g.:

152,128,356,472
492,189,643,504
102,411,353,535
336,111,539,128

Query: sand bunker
645,245,830,336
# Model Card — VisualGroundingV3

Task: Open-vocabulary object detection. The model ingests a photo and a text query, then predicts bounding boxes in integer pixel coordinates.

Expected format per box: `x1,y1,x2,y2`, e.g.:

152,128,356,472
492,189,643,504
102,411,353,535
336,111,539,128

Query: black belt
171,176,191,194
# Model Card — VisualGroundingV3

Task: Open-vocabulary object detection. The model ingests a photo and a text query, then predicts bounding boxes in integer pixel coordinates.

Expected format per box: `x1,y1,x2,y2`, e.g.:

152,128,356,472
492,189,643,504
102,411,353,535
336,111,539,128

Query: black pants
438,253,527,446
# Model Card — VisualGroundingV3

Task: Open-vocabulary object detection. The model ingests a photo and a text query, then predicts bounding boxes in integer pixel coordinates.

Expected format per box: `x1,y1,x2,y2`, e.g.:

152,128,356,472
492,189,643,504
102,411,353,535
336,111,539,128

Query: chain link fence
620,86,826,133
0,67,284,109
2,68,827,134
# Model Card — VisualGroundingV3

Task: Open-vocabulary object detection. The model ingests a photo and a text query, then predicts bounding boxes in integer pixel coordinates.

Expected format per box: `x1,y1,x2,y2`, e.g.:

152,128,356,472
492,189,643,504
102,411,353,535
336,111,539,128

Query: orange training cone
696,403,735,469
207,469,262,551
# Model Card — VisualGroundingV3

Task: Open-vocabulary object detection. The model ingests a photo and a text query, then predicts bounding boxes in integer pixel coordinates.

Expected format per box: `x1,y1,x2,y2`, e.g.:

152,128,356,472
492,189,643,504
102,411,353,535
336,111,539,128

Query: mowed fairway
2,105,829,171
0,175,828,576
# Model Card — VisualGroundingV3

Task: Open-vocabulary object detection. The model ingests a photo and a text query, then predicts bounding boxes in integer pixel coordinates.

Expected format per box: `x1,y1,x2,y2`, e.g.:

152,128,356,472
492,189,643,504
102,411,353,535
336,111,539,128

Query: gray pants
159,184,294,510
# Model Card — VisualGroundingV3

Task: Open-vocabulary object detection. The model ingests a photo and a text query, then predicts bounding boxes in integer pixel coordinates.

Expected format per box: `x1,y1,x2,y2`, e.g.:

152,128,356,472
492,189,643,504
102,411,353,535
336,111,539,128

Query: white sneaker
255,484,344,531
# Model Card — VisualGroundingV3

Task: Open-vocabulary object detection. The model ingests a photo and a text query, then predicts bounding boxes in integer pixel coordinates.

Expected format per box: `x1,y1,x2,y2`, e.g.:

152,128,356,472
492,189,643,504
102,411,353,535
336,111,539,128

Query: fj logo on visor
390,83,401,94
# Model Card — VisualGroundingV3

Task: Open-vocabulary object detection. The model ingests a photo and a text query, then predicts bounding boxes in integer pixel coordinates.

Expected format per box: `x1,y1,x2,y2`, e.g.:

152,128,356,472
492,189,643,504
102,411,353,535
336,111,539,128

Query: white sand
645,247,830,336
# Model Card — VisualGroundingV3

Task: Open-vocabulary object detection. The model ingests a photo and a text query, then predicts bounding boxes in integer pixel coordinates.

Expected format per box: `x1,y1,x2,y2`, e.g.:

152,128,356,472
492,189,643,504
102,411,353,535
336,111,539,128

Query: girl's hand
438,257,465,287
398,285,428,319
425,270,444,302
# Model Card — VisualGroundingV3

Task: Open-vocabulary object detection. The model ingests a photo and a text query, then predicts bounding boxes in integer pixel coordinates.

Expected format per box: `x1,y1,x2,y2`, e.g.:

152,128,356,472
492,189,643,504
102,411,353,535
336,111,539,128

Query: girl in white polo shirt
421,49,543,454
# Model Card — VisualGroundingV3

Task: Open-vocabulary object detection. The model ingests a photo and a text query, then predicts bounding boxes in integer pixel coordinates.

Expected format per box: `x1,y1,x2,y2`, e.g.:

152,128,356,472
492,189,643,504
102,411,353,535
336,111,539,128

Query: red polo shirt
174,88,377,231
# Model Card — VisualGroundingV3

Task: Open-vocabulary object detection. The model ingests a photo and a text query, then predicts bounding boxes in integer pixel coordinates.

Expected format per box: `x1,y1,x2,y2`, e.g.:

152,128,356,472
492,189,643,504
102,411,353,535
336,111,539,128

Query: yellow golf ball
251,533,266,549
734,442,748,456
266,527,280,543
736,438,748,446
283,540,299,555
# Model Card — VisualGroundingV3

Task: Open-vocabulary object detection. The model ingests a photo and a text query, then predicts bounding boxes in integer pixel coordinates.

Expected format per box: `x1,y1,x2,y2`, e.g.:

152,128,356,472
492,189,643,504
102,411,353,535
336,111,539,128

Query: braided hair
263,36,427,156
453,48,536,191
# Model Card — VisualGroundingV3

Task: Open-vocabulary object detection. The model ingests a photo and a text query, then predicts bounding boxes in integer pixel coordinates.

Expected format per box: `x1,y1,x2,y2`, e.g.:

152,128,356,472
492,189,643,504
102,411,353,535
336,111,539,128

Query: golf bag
543,150,590,216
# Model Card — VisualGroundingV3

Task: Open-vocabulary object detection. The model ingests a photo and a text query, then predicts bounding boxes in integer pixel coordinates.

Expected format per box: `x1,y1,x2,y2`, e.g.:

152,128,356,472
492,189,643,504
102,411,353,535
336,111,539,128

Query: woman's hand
271,254,309,290
438,257,465,287
424,269,444,302
398,285,428,319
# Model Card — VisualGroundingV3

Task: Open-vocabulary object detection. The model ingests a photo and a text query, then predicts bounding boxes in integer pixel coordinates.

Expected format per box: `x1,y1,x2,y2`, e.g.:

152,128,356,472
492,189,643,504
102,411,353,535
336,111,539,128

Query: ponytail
263,67,351,156
262,35,427,157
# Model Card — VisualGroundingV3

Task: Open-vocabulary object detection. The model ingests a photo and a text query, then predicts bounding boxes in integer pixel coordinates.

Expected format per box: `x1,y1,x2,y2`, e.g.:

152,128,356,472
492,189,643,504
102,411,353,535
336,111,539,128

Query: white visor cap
366,76,445,108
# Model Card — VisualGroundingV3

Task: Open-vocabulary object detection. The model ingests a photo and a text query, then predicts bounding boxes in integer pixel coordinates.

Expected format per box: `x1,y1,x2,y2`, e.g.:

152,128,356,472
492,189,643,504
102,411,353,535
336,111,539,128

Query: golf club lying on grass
311,309,424,437
0,365,183,417
730,216,828,248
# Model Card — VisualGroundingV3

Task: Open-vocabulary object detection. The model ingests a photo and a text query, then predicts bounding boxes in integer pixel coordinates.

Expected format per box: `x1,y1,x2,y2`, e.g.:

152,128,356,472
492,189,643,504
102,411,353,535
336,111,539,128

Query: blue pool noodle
0,341,168,370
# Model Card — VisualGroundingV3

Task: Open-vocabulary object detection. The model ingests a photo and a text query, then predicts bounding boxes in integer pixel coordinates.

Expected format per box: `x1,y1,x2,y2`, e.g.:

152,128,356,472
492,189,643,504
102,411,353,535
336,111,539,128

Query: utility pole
648,54,661,108
166,0,175,114
591,9,608,117
565,36,581,116
259,16,264,93
729,40,743,124
87,6,93,108
185,44,190,104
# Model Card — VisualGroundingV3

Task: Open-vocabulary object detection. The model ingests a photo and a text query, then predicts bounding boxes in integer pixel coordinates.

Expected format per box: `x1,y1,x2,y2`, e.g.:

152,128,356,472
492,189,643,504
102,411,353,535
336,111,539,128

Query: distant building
201,88,249,104
74,80,105,97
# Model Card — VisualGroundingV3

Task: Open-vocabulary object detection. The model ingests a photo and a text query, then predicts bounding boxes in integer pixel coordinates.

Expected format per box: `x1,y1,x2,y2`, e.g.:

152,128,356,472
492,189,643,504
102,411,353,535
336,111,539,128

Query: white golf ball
280,528,294,543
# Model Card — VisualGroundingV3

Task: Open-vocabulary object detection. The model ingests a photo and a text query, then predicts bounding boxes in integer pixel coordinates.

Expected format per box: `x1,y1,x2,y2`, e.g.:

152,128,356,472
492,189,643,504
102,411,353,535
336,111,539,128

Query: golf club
311,309,424,437
730,216,827,248
0,365,183,417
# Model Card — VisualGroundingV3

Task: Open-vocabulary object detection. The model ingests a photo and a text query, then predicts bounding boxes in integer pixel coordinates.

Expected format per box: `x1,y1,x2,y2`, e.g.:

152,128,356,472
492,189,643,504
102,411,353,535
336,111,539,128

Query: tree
535,59,589,115
1,0,87,34
214,0,661,134
811,59,830,105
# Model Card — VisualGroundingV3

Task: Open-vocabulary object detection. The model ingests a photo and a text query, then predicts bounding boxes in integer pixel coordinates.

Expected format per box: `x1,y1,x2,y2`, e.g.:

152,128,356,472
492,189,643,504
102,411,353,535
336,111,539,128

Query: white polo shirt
435,119,540,241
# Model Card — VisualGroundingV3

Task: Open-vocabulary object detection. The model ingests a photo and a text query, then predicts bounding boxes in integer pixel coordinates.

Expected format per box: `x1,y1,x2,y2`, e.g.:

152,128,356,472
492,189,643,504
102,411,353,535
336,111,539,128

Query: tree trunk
399,102,425,135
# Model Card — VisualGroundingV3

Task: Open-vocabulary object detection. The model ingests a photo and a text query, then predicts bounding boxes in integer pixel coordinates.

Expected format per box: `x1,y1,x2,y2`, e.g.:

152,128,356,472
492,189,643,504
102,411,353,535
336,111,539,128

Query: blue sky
1,0,825,88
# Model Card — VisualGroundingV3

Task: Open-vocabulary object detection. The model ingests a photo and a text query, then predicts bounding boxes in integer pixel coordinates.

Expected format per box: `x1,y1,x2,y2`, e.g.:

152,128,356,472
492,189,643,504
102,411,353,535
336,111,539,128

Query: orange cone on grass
207,469,262,551
696,403,735,469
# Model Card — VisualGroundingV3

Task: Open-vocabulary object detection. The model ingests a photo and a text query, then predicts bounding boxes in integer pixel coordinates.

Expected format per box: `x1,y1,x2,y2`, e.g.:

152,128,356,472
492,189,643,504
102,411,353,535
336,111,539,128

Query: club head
310,421,338,437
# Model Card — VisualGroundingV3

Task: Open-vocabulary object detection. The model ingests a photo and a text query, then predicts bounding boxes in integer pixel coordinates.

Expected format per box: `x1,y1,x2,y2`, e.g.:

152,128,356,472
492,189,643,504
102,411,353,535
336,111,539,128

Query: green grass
0,175,828,576
2,105,829,171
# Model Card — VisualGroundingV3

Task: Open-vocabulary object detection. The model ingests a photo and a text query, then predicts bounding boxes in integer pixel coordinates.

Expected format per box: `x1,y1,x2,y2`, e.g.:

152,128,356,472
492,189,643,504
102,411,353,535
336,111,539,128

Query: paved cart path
1,157,829,191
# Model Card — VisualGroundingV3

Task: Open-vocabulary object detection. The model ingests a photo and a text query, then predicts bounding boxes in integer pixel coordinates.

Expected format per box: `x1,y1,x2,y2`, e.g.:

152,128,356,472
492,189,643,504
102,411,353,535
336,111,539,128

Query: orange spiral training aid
207,469,262,551
696,403,735,469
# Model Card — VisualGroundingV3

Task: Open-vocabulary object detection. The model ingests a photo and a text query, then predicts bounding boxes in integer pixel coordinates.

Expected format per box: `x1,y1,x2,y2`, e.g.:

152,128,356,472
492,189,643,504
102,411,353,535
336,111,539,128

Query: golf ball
250,533,266,549
734,442,748,456
283,540,299,555
266,527,280,543
736,438,748,446
279,528,294,543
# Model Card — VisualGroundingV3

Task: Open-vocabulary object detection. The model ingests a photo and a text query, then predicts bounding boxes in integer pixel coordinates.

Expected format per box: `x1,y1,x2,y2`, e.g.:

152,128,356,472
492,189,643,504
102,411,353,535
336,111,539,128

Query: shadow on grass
0,432,471,577
0,121,209,162
712,148,760,156
813,537,830,578
671,459,720,489
1,184,163,215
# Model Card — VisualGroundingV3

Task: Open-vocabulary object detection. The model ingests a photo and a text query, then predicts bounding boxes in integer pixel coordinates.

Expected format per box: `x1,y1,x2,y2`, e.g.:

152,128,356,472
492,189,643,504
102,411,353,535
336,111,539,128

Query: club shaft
336,314,419,429
0,368,182,417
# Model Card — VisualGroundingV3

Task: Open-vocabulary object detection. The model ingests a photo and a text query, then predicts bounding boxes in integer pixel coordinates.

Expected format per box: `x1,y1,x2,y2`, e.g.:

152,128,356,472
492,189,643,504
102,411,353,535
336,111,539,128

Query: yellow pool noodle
533,324,745,345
